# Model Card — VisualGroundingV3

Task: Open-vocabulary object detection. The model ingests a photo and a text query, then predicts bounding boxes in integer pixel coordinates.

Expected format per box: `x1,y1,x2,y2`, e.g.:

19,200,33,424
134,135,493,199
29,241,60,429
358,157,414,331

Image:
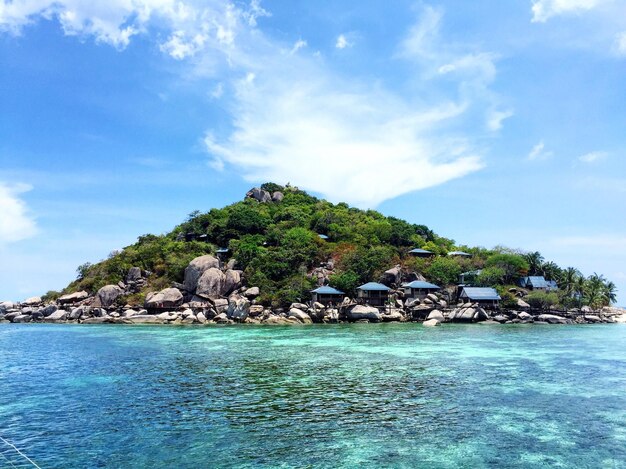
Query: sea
1,323,625,468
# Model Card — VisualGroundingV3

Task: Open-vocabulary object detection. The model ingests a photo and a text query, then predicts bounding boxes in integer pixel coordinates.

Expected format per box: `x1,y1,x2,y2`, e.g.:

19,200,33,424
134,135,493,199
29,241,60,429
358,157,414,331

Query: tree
76,262,93,280
485,253,529,284
524,251,544,276
559,267,581,296
603,281,618,305
541,261,562,281
476,267,506,287
426,257,462,286
329,271,360,297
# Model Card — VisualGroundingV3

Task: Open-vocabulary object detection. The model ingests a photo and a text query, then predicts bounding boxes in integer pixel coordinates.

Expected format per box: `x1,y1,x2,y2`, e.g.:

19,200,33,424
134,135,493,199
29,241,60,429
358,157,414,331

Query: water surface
1,323,625,468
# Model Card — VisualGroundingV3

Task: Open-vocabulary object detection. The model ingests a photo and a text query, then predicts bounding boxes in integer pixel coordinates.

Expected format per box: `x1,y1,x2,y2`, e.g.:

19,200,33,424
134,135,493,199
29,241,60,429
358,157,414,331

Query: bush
526,291,560,310
426,257,462,286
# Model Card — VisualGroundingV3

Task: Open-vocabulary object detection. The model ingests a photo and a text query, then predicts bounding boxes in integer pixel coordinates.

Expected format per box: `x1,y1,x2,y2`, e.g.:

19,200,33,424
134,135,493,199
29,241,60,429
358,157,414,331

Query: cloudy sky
1,0,625,304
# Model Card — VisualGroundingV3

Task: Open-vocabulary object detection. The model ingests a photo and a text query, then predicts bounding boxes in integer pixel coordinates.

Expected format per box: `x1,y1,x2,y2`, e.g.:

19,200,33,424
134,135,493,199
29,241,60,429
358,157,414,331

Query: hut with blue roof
459,287,501,307
311,286,344,306
357,282,391,307
408,248,435,258
402,280,441,300
518,276,558,291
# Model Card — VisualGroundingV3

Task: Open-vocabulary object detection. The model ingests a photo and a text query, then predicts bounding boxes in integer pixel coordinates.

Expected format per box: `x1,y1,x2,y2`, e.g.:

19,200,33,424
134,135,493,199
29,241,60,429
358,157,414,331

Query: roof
317,234,329,240
546,280,558,290
311,286,344,295
216,248,229,253
357,282,391,291
409,248,433,255
523,276,549,289
403,281,441,290
461,287,501,301
448,251,471,257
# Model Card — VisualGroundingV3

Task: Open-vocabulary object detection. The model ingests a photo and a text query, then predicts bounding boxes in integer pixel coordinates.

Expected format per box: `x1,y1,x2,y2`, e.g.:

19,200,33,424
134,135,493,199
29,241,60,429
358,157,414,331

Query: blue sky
1,0,625,304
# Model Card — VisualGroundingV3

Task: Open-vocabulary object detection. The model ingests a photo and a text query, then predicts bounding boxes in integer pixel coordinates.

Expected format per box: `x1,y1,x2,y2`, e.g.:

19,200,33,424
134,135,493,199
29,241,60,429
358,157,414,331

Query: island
1,183,624,326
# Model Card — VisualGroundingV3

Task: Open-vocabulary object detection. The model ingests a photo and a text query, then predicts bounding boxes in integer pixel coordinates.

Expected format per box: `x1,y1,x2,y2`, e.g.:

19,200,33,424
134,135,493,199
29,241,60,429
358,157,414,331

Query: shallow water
0,323,625,468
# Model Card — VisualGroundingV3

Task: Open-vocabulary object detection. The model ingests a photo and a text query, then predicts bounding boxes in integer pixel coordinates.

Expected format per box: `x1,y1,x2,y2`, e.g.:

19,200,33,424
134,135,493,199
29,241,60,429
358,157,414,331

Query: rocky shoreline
1,297,625,327
2,254,625,327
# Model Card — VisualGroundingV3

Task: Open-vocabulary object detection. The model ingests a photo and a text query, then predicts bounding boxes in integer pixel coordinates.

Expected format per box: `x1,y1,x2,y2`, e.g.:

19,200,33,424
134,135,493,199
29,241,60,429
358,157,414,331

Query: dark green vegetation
58,184,617,309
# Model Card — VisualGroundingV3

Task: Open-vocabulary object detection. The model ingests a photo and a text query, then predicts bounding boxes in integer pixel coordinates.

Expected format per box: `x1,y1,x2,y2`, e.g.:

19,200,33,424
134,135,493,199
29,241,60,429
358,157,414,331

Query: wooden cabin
357,282,391,307
403,280,441,300
518,276,558,292
459,287,501,308
311,286,344,306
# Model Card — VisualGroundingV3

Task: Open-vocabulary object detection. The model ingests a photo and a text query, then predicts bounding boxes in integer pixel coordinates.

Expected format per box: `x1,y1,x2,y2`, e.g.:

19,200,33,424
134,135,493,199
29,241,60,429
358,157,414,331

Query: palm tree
602,281,618,306
560,267,581,296
585,273,606,310
524,251,544,276
541,261,562,281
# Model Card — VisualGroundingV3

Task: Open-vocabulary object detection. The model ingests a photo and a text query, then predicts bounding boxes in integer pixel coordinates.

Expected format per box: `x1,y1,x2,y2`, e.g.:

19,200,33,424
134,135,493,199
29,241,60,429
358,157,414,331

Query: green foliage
76,262,93,280
42,290,61,302
261,182,284,193
526,291,560,310
495,286,518,309
476,267,506,287
485,253,529,284
329,271,360,297
426,257,462,286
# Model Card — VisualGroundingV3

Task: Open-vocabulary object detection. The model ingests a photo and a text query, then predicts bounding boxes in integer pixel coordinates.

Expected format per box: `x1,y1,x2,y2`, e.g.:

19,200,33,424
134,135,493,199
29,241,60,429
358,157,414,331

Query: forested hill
56,183,616,309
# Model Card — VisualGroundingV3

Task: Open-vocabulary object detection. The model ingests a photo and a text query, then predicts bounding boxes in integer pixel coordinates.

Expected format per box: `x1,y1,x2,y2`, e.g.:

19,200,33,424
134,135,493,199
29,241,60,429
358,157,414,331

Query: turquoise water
0,324,625,468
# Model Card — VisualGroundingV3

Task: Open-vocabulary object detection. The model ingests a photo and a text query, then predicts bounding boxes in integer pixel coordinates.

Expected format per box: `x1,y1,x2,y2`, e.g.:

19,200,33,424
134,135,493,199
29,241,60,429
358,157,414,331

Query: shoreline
2,299,625,326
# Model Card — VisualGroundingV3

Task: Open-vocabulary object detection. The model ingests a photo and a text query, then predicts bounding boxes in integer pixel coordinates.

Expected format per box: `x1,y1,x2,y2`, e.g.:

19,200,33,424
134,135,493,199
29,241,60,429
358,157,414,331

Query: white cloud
531,0,606,22
290,39,307,54
335,34,352,49
527,140,553,160
0,182,37,244
487,108,514,131
616,31,626,55
578,150,607,163
1,2,494,207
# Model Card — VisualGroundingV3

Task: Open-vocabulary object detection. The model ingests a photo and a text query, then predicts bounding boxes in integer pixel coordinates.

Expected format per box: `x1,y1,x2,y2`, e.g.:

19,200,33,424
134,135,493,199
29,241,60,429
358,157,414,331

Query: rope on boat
0,436,41,469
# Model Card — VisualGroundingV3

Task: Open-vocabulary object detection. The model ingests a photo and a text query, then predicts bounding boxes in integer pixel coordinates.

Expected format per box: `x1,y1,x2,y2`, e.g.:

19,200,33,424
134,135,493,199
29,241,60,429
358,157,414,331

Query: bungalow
518,276,558,291
459,287,501,307
357,282,391,307
311,286,344,306
408,248,435,258
448,251,472,258
403,280,441,300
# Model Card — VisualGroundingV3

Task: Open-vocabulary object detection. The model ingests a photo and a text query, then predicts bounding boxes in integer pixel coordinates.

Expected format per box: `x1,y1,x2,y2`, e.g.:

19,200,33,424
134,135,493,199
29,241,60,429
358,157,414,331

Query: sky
0,0,625,304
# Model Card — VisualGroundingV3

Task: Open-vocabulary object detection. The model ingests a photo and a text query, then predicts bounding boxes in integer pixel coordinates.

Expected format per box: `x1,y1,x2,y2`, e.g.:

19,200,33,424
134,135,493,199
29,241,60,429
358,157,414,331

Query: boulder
5,312,21,322
213,312,231,324
0,301,14,313
22,296,42,306
427,310,445,322
517,299,530,309
272,191,284,202
12,314,31,323
196,312,208,324
249,305,264,317
156,311,178,321
381,310,404,322
347,305,381,322
81,317,108,324
380,266,402,286
518,312,532,321
423,319,440,327
227,296,250,322
474,308,489,322
246,187,272,203
537,314,568,324
96,285,123,308
58,291,89,304
129,315,164,324
581,305,592,314
212,298,229,313
69,307,84,320
263,314,292,325
145,288,183,309
183,255,220,293
288,308,313,324
31,310,44,320
196,268,225,299
290,303,309,311
223,269,242,295
124,309,141,317
494,315,509,323
40,304,58,317
44,310,68,322
584,315,601,323
426,293,439,303
126,267,142,283
244,287,260,298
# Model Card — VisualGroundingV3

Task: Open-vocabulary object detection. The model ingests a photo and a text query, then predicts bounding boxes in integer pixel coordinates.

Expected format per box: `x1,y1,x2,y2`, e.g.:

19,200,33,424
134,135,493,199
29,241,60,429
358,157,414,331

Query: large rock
380,266,402,286
183,255,220,293
347,305,381,322
381,310,404,322
423,318,441,327
12,314,31,323
272,191,284,202
41,304,58,317
223,270,242,296
518,311,532,321
244,287,260,298
246,187,272,203
196,268,225,299
227,295,250,322
427,310,445,322
69,307,84,320
58,291,89,304
288,308,313,324
0,301,14,313
129,315,164,324
145,288,183,309
537,314,568,324
97,285,123,308
44,310,68,322
517,299,530,309
22,296,41,306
